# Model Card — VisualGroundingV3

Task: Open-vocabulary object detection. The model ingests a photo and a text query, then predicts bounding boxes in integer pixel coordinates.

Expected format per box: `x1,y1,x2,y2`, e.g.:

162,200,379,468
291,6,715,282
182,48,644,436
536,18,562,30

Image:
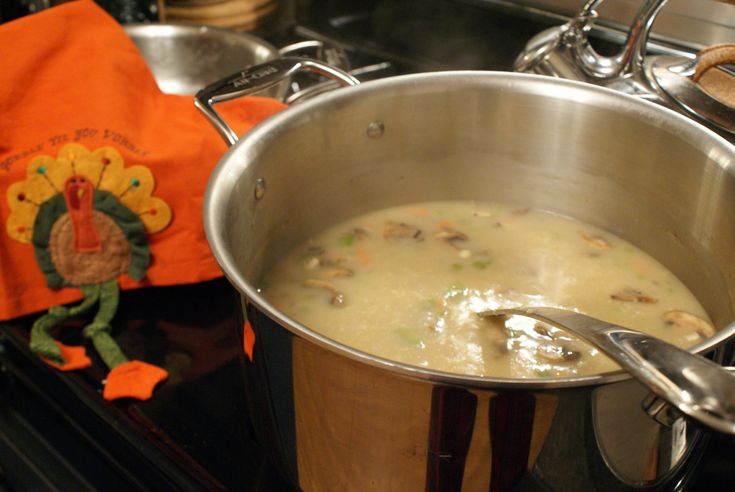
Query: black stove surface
0,279,290,491
1,0,734,490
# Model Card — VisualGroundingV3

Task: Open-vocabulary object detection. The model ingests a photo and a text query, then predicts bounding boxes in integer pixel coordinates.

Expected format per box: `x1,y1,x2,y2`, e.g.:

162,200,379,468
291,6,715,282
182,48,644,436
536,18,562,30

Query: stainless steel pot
199,59,735,491
124,23,279,95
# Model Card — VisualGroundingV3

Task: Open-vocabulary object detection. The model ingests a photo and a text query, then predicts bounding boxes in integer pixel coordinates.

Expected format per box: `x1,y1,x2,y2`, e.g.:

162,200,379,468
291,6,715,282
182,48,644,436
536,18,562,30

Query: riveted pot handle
195,57,360,146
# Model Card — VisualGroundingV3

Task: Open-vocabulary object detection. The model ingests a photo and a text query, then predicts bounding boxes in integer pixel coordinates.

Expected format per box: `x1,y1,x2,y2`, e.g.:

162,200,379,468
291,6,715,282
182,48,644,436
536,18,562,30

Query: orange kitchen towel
0,0,286,321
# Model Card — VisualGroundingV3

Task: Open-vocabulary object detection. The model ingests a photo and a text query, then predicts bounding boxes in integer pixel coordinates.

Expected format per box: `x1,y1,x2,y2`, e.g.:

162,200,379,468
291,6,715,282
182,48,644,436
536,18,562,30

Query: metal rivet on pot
366,121,385,139
254,178,266,200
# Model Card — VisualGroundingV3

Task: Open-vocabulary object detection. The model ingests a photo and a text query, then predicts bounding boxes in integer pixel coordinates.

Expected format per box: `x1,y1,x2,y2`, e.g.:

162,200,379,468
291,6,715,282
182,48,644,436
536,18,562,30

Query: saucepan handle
194,57,360,146
278,40,351,70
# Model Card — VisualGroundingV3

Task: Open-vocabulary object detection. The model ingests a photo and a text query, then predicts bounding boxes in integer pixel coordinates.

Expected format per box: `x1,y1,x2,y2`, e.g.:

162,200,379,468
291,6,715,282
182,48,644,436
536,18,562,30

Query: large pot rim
204,70,735,390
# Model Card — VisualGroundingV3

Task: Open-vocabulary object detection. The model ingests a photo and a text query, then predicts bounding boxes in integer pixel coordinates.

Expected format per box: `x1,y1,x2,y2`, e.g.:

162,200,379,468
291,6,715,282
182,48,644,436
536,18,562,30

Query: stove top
0,279,289,490
1,0,734,490
268,0,568,76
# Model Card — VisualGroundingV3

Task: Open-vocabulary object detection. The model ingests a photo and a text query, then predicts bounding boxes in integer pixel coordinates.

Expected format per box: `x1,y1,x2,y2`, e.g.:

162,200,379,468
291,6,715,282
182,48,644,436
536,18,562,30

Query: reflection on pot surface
247,308,705,491
204,70,735,491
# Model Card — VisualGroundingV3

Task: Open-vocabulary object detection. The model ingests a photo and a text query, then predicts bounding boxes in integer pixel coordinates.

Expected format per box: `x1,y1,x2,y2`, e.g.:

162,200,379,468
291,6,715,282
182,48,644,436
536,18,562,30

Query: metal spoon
479,306,735,435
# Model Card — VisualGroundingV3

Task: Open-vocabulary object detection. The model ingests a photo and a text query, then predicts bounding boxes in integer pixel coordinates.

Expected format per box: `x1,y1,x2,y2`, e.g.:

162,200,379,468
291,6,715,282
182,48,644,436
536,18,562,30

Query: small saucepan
124,23,280,96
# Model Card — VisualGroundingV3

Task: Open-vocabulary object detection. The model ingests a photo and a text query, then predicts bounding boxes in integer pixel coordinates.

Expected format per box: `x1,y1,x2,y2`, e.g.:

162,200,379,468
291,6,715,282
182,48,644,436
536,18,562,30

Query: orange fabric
243,320,256,361
42,341,92,371
0,0,286,320
102,360,169,401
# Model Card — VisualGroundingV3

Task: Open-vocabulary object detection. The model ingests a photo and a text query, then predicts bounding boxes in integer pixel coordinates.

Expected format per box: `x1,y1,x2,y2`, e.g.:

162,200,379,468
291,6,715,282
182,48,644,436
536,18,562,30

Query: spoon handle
488,307,735,435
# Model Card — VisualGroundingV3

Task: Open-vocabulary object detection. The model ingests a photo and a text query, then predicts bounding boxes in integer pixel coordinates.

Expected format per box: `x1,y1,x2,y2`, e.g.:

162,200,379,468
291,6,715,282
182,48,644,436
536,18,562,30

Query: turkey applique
6,143,171,401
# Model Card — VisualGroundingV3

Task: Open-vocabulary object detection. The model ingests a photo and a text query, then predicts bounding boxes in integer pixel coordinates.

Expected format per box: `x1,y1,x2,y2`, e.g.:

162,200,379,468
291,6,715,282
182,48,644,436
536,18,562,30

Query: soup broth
261,201,713,378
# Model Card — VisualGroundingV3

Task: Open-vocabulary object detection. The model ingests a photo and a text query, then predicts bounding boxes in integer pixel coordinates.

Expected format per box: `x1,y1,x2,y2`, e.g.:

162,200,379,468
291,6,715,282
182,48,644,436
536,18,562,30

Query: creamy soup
261,201,714,378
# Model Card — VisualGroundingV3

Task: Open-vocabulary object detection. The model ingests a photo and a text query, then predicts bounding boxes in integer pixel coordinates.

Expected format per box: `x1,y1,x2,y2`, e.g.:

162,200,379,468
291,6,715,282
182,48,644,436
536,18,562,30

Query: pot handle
643,366,735,432
194,57,360,146
278,40,351,71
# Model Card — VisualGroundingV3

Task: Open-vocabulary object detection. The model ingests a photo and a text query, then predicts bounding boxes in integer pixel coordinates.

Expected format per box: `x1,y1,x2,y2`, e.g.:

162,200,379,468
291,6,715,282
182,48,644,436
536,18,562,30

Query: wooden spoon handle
693,44,735,82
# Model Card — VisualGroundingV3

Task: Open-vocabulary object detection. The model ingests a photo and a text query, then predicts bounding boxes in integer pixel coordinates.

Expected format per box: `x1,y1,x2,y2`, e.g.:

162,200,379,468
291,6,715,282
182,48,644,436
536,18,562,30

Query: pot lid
648,45,735,134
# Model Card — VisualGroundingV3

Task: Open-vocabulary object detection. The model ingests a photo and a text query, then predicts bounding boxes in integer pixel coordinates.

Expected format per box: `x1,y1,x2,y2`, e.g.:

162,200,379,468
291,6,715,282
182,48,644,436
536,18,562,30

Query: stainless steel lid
647,48,735,135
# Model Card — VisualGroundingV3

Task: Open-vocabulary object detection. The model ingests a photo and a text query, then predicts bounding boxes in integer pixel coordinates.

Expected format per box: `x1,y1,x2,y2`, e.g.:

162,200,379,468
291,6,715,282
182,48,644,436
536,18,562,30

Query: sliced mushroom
536,344,581,363
324,267,354,278
579,232,612,250
663,310,715,338
305,245,326,256
482,313,509,328
384,221,423,241
352,227,370,240
302,245,326,269
610,288,658,303
303,278,346,307
435,227,468,248
533,323,554,339
302,245,346,268
318,255,346,267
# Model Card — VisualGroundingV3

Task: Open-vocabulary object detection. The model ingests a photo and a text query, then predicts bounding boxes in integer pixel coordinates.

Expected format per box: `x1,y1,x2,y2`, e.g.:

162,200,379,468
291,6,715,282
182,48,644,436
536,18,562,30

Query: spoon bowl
479,306,735,434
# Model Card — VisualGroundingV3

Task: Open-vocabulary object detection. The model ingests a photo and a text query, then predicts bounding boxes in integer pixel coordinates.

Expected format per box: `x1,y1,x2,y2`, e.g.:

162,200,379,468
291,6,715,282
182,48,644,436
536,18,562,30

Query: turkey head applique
6,143,171,401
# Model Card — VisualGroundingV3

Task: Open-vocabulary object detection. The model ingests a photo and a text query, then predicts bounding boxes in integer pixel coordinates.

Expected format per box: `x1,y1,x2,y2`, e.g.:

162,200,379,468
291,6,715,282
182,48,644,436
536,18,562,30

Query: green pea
339,233,355,247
